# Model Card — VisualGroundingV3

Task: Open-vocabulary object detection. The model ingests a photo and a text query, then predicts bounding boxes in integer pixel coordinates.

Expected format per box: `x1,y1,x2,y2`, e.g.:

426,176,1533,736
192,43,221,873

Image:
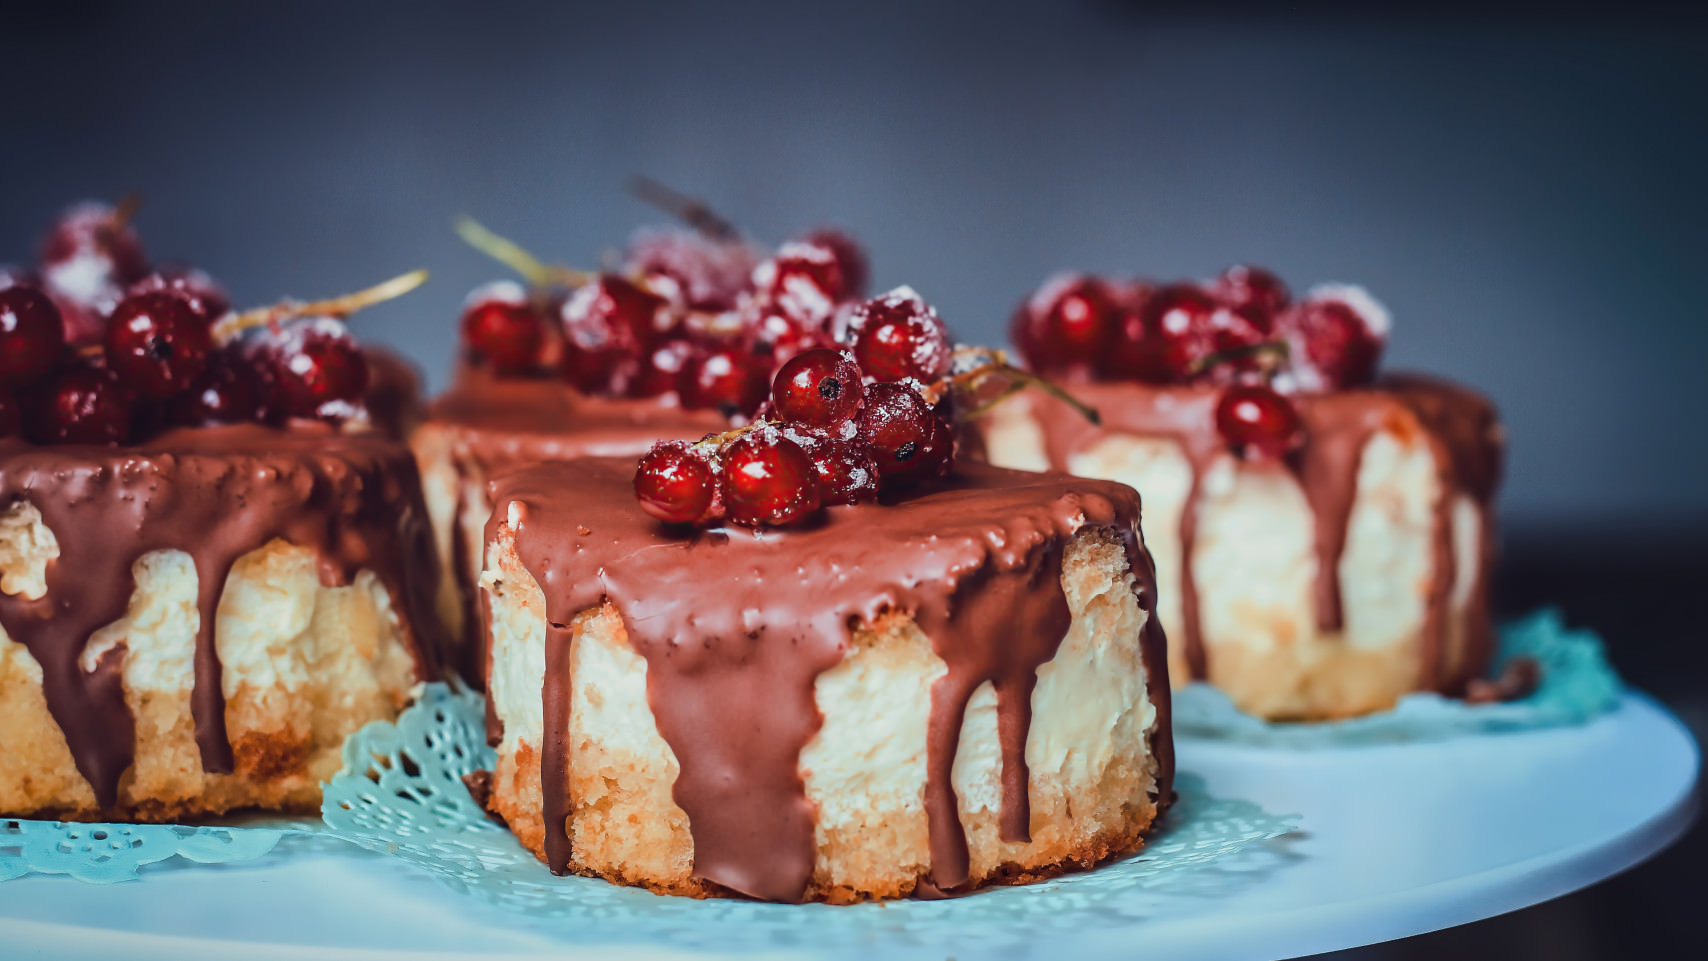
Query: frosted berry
0,284,67,387
719,430,821,526
754,240,846,324
270,319,370,418
129,267,230,323
626,228,758,311
771,348,864,427
1211,265,1290,323
856,382,954,485
784,426,879,506
680,346,768,416
1280,287,1387,390
851,287,951,383
28,366,133,445
801,228,870,300
460,282,543,375
1010,274,1115,373
559,275,665,394
105,291,213,399
168,348,260,426
634,442,717,524
1216,384,1303,459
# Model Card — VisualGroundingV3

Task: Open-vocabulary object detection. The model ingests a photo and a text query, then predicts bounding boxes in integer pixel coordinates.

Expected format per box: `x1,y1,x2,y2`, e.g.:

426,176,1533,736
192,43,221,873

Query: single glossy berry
749,305,830,366
771,348,864,427
634,441,717,524
129,267,230,323
1010,274,1115,373
460,283,544,375
626,228,758,311
168,348,261,426
105,291,213,399
719,430,822,526
784,426,879,506
754,240,846,324
0,284,67,387
851,287,951,383
1280,288,1386,390
630,338,695,398
0,390,20,437
1211,265,1290,323
559,275,666,394
801,228,870,300
27,366,133,445
38,202,149,282
855,381,954,485
680,346,769,416
1216,384,1304,459
269,319,370,418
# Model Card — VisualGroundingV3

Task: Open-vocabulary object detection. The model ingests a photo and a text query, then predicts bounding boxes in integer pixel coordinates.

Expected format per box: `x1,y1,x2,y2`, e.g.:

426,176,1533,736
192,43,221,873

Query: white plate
0,692,1696,961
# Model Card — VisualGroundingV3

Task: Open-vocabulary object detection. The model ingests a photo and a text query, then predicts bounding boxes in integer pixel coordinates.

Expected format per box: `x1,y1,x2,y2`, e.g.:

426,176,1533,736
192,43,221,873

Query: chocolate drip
1008,374,1502,692
489,458,1171,902
540,624,574,872
360,345,424,440
0,425,445,811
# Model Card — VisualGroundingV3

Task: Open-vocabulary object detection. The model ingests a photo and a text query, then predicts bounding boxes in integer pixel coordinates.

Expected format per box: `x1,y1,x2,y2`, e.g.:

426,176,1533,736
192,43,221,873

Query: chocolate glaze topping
0,425,445,811
1008,373,1502,690
427,373,726,687
360,345,425,440
486,458,1172,902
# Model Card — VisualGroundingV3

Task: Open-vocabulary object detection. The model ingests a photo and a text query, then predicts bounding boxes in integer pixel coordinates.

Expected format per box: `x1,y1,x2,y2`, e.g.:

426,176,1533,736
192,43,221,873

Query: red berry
626,228,758,311
1011,274,1115,373
750,306,830,366
1106,283,1271,384
680,346,769,416
460,282,543,375
1216,384,1304,460
631,338,695,399
1211,265,1290,323
269,318,370,419
105,291,213,399
168,347,261,426
771,348,864,427
0,390,20,437
801,228,869,301
27,366,133,445
783,426,879,506
1279,286,1387,390
129,267,230,323
559,275,665,394
719,430,821,527
0,284,67,387
855,382,954,486
38,202,149,342
754,240,847,324
850,287,951,383
634,441,717,524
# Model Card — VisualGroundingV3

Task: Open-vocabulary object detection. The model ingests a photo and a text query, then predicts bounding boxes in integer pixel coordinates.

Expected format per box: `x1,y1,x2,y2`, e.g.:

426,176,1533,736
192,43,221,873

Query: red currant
129,267,230,323
719,429,821,526
782,426,879,506
771,348,864,427
802,228,869,300
168,347,261,426
105,291,213,399
626,228,758,311
1211,265,1290,323
269,318,370,419
634,441,717,524
855,382,954,486
0,390,20,437
38,202,148,284
679,345,769,416
755,240,847,323
460,282,543,375
0,284,67,388
1010,273,1115,373
559,275,665,394
1279,286,1387,390
27,365,133,445
850,287,951,383
1216,384,1304,459
630,338,695,399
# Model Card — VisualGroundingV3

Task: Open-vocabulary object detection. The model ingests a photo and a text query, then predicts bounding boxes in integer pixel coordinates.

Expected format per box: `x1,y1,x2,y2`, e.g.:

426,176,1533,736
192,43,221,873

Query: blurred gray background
1,2,1702,957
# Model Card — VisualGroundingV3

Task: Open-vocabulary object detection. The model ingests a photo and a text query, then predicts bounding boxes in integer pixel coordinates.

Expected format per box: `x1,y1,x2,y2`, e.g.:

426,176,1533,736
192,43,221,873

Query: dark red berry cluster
0,201,377,446
633,288,955,527
458,226,871,421
1012,266,1390,460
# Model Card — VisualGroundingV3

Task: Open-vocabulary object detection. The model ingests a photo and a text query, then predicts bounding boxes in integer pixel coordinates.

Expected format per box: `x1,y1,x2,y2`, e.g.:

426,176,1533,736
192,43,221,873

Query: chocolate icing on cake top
487,457,1173,903
0,424,445,811
1006,373,1502,691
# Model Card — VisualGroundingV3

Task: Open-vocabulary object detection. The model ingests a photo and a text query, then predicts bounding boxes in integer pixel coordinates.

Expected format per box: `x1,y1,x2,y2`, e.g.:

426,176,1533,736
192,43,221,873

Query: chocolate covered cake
983,269,1504,720
0,202,443,819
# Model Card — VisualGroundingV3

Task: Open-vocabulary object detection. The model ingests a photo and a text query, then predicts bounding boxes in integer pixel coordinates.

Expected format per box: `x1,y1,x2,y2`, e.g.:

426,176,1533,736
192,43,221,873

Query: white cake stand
0,692,1696,961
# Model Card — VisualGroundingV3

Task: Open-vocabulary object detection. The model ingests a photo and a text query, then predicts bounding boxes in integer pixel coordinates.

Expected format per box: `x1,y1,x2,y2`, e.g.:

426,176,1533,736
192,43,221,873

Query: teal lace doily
0,818,296,883
321,684,1299,951
1174,608,1623,746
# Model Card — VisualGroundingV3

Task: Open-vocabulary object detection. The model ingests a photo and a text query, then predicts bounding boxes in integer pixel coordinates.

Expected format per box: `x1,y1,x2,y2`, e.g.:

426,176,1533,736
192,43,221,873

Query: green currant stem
213,269,429,345
944,347,1102,426
455,216,589,288
1187,339,1290,377
627,176,740,241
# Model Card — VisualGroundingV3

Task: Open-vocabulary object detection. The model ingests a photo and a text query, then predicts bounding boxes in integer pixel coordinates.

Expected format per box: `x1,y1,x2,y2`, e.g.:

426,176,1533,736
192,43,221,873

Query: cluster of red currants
633,287,956,527
1011,265,1391,460
458,226,873,419
0,202,372,445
